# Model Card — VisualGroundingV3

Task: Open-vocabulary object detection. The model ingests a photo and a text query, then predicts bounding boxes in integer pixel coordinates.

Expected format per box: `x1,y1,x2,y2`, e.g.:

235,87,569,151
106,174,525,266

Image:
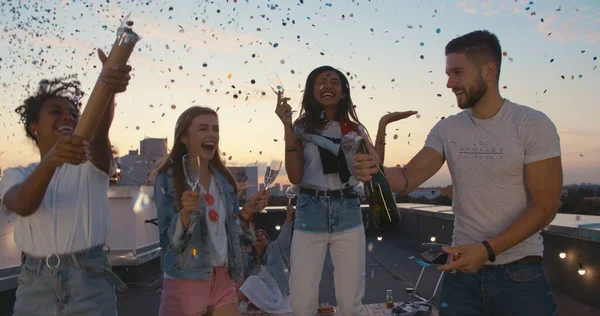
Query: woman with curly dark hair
0,49,132,316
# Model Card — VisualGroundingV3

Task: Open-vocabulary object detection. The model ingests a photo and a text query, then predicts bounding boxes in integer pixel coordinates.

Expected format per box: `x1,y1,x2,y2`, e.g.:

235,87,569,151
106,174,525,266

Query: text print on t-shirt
457,141,504,160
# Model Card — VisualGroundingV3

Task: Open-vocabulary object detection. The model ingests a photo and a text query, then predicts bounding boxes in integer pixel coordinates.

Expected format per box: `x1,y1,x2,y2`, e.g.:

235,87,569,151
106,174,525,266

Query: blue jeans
293,192,363,233
439,262,557,316
13,245,127,316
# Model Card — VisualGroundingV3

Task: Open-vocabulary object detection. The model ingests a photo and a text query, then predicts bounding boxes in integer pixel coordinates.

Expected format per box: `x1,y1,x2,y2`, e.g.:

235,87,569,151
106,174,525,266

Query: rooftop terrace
1,199,599,316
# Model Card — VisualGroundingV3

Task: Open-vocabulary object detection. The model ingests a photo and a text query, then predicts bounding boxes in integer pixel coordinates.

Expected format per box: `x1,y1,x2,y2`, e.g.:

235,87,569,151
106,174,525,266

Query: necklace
205,179,222,235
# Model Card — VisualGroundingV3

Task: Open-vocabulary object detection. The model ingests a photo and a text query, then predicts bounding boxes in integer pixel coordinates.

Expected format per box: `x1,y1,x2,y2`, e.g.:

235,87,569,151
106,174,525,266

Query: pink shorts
159,266,237,316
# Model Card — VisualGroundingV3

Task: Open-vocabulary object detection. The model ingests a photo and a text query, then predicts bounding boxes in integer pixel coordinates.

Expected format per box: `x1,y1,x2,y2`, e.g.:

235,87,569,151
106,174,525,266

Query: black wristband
481,240,496,262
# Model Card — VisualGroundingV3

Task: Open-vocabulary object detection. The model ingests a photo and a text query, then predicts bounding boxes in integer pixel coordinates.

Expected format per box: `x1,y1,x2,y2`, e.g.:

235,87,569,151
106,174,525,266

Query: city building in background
408,188,442,200
116,138,168,186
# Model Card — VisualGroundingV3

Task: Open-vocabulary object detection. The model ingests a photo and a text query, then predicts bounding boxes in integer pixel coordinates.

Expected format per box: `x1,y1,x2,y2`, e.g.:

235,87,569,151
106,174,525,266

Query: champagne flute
285,185,299,205
182,153,202,221
267,73,285,95
264,159,282,190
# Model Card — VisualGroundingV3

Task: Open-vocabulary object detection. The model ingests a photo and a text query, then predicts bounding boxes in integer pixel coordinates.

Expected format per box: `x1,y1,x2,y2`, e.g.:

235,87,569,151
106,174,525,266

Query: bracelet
400,168,409,194
481,240,496,262
285,147,297,153
240,207,253,223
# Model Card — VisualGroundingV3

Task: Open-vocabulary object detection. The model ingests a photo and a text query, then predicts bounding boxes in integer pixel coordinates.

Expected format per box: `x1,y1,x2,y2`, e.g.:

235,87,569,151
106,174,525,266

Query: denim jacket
154,165,255,282
243,221,293,296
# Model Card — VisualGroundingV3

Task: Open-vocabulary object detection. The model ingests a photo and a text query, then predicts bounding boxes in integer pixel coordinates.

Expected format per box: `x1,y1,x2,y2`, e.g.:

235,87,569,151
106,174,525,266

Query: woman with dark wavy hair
275,65,368,315
0,49,131,316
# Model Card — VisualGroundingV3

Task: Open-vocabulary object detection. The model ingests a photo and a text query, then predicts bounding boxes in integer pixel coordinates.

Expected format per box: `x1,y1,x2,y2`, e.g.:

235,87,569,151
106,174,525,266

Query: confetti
0,0,594,191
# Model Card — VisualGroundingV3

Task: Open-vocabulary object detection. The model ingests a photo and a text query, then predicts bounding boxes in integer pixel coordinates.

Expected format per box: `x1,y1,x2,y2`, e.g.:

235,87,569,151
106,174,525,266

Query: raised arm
275,91,304,184
89,49,131,174
355,144,445,195
373,111,418,164
387,147,445,194
274,204,295,253
89,95,115,174
284,125,304,184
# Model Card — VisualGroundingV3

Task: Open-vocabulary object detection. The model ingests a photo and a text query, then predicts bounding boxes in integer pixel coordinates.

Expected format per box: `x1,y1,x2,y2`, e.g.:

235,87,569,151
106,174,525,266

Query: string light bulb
275,225,281,230
559,247,566,259
377,236,383,241
430,236,436,242
578,262,586,276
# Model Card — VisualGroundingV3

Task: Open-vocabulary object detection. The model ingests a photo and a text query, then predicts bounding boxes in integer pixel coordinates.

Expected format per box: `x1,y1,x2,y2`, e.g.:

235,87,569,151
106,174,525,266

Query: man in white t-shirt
354,30,562,316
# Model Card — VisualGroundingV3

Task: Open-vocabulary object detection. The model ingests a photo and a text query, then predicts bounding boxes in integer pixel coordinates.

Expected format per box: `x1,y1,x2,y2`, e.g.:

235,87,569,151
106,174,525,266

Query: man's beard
457,77,487,110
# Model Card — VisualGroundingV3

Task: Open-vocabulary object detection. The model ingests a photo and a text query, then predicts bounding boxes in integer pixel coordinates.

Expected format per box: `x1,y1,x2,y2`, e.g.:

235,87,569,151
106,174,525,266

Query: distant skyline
0,0,599,187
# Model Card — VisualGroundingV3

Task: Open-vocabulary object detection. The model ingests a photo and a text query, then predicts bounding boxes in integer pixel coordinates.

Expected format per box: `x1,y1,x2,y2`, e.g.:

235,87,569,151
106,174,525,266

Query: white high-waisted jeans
289,225,366,316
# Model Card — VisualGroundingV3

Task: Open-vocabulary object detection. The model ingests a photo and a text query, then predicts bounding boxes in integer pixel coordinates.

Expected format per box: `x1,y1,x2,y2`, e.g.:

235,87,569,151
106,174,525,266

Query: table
241,302,439,315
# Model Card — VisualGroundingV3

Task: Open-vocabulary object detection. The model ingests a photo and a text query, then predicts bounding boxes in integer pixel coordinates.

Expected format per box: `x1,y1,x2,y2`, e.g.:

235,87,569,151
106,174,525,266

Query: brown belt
511,255,543,264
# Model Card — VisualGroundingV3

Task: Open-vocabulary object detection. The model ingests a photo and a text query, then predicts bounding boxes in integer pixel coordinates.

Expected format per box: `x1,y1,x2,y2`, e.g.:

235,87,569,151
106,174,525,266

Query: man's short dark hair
445,30,502,80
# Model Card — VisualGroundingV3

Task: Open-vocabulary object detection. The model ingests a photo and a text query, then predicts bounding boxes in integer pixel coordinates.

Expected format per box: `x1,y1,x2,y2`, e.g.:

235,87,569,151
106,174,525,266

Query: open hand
97,48,132,93
380,111,418,126
438,243,489,274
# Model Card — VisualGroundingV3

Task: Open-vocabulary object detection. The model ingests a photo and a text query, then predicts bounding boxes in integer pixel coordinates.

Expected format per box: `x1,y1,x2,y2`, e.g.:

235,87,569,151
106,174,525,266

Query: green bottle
354,136,401,233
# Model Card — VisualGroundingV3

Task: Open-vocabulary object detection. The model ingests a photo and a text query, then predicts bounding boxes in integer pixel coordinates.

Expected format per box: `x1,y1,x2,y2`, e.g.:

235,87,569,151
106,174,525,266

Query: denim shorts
439,262,557,316
293,192,363,233
13,245,127,316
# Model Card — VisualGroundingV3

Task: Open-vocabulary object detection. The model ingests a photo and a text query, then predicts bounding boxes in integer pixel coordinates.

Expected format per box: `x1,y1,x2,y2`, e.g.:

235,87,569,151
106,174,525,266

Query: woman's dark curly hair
14,75,84,144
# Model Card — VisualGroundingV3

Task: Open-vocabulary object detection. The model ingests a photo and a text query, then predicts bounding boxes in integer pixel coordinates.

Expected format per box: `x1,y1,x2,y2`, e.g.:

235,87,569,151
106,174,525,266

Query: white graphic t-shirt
425,99,561,265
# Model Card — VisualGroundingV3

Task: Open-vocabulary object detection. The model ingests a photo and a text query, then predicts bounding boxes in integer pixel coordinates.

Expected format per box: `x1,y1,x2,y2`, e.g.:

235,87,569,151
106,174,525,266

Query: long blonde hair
151,106,238,209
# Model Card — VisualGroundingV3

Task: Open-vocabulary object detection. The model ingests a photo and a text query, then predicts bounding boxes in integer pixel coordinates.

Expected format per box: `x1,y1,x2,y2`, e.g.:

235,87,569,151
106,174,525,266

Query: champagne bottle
354,136,401,233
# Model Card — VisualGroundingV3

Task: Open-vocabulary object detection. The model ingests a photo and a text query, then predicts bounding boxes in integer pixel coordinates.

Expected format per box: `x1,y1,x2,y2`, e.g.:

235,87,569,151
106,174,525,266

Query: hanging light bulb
559,249,566,259
275,225,281,231
578,262,586,275
377,236,383,241
430,236,436,242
